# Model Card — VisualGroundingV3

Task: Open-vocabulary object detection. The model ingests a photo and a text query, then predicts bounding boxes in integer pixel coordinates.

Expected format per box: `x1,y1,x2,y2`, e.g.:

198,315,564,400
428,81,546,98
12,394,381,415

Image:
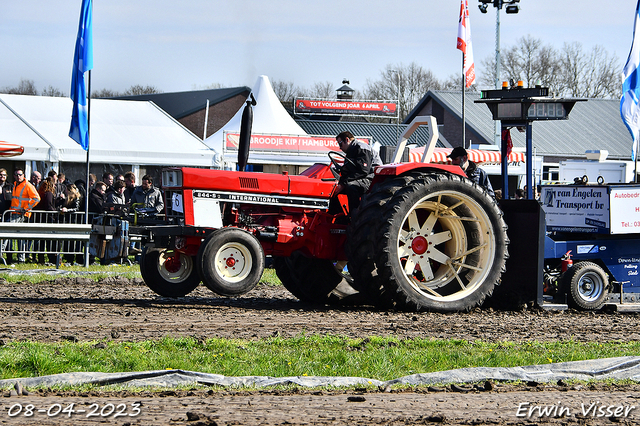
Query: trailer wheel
563,261,608,310
198,228,264,297
273,252,350,303
140,248,200,297
350,172,508,313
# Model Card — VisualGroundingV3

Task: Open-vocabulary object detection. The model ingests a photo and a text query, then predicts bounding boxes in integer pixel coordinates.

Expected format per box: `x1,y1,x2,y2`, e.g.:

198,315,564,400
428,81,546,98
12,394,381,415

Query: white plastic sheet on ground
1,356,639,389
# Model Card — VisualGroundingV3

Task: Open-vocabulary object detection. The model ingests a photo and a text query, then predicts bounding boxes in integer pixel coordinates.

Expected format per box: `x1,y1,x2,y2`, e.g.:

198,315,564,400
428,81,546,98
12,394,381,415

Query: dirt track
1,276,640,425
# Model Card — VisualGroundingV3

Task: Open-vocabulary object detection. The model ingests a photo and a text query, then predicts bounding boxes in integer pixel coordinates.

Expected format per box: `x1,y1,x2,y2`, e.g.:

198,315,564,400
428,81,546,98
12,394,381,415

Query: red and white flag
457,0,476,87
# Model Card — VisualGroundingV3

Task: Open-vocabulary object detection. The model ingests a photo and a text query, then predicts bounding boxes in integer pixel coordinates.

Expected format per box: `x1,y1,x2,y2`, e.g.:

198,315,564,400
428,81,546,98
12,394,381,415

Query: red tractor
90,114,508,313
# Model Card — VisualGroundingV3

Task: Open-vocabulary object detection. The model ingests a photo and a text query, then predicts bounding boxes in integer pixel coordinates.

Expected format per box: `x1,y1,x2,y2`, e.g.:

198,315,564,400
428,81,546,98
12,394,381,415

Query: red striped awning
409,147,525,164
0,142,24,157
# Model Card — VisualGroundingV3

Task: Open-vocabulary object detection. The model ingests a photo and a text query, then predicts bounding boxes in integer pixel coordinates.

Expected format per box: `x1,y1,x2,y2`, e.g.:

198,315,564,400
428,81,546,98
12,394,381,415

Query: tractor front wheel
140,248,200,297
198,228,264,296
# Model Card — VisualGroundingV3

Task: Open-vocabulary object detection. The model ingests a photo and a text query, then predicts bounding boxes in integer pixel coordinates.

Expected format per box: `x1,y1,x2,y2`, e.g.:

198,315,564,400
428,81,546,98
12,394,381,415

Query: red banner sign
294,98,398,117
224,133,371,155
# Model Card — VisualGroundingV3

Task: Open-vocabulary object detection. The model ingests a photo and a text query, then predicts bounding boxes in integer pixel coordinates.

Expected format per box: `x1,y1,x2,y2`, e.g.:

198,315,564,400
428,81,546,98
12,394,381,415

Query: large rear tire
140,248,200,297
562,261,608,311
273,252,351,303
349,172,508,313
197,228,264,297
346,175,417,308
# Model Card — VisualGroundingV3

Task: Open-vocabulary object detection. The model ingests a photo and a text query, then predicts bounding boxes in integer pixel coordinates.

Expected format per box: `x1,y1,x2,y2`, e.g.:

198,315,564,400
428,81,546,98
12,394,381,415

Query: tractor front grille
239,177,259,189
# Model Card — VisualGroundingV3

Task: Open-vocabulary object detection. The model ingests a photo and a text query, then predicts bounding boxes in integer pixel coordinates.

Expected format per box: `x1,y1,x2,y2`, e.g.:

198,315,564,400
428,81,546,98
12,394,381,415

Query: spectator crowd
0,169,164,265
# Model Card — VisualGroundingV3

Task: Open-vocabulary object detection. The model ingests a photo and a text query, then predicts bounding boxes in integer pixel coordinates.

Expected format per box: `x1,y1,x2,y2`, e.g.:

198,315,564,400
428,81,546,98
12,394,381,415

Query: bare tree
1,79,38,95
480,35,620,99
480,35,561,91
191,83,223,90
304,81,336,99
441,73,477,91
41,85,65,97
92,88,120,98
558,43,621,98
271,79,300,104
122,85,161,96
364,63,443,121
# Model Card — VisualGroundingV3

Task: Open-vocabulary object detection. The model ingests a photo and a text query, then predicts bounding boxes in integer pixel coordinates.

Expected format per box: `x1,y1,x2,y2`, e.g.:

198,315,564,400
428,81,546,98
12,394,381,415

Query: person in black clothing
35,177,57,264
103,172,115,197
123,171,136,204
0,168,12,258
88,181,107,215
0,168,11,219
47,170,68,209
447,146,495,198
333,131,382,213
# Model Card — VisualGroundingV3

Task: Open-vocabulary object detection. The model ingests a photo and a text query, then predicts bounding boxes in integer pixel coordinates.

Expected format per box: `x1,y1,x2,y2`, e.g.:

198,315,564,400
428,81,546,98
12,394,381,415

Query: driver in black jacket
334,131,382,213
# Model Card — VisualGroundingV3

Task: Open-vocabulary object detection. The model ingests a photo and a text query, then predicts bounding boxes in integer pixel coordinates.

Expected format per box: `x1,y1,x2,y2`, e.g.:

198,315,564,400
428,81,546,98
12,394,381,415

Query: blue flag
69,0,93,151
621,0,640,161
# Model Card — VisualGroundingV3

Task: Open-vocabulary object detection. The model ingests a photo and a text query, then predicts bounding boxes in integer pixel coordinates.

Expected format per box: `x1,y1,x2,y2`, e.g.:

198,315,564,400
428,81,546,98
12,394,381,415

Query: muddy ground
1,276,640,425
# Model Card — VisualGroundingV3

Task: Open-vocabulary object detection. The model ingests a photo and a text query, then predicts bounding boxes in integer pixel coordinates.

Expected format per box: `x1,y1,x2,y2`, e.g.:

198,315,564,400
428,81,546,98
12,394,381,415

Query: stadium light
477,0,521,144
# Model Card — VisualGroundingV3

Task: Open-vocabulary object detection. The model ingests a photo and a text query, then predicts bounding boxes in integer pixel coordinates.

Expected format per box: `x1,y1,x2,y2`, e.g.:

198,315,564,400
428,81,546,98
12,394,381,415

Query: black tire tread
140,248,200,298
273,253,342,303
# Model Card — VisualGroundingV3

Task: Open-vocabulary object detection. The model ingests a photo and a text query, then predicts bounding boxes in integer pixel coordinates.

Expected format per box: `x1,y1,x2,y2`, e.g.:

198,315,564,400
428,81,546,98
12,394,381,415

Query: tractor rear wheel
347,175,418,308
273,252,351,303
562,261,608,310
198,228,264,296
349,172,508,313
140,247,200,297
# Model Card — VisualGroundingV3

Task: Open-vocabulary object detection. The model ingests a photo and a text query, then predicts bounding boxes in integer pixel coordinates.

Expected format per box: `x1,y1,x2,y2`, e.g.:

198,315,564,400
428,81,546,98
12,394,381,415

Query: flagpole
83,0,92,267
69,0,93,266
84,70,91,267
633,141,638,183
85,70,91,220
462,55,466,149
621,0,640,184
457,0,474,150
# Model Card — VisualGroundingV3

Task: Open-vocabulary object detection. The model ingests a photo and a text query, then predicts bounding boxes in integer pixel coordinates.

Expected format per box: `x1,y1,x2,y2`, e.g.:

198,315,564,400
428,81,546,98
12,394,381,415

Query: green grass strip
0,336,638,381
0,264,283,285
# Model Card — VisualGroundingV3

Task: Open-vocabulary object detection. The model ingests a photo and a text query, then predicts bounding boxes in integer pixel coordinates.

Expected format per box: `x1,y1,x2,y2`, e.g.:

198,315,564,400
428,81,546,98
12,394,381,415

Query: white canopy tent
205,75,319,169
0,94,216,167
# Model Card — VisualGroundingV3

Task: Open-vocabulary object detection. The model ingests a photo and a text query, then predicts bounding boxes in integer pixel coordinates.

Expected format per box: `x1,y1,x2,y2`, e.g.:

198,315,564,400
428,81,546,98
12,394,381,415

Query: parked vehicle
542,183,640,310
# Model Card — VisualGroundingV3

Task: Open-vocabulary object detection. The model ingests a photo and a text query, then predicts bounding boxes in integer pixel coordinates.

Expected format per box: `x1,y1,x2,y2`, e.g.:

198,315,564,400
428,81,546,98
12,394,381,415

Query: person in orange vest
9,168,40,263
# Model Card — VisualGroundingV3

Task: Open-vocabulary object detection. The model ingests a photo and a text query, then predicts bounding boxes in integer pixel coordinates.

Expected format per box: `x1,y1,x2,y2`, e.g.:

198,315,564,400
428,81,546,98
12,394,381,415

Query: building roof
295,119,446,148
0,94,215,166
114,86,251,120
406,90,632,160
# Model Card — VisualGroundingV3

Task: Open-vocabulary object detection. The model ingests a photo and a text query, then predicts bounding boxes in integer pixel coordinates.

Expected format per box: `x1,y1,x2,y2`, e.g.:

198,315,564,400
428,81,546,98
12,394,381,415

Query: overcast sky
1,0,638,95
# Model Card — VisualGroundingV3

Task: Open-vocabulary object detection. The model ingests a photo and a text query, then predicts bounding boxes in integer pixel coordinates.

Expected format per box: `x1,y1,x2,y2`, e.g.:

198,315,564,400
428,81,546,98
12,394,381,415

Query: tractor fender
371,163,466,187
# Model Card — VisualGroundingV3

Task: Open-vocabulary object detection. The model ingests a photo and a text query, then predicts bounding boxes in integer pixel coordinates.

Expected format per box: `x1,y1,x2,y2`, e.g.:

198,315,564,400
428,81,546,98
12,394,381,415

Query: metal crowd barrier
0,210,92,265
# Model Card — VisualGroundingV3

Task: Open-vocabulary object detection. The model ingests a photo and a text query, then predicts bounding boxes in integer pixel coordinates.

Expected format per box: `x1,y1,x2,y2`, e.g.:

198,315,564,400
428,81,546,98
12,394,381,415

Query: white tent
0,94,215,167
205,75,312,168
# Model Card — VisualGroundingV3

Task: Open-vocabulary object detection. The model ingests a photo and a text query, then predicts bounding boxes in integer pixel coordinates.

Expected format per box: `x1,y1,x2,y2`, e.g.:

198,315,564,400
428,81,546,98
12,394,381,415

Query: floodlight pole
479,0,522,144
494,5,501,146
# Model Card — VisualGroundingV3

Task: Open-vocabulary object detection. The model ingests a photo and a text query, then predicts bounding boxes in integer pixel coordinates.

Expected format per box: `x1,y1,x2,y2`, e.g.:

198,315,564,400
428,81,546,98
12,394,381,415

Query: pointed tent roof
204,76,308,159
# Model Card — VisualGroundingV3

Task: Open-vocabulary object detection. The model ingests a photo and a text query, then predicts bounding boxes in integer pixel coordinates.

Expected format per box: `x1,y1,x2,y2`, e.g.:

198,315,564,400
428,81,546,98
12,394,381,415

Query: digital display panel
497,103,522,119
527,102,566,119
